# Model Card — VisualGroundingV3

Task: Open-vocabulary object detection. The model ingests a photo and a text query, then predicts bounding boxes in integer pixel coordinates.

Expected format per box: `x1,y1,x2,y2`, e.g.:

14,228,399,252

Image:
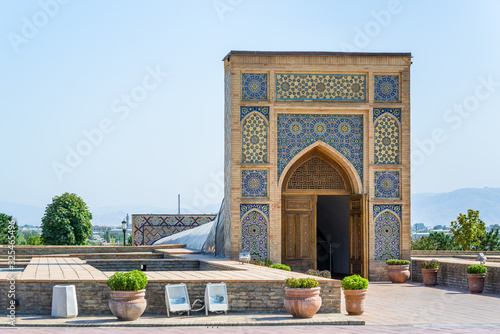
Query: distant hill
412,188,500,227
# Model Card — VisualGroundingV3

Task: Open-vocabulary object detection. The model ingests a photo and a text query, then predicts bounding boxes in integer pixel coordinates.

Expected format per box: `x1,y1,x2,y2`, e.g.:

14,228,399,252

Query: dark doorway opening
317,195,350,278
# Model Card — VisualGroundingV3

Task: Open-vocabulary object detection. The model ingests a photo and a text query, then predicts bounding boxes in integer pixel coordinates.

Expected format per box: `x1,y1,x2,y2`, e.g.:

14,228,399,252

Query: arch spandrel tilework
240,204,269,260
374,114,400,164
242,112,268,163
277,114,363,182
373,205,401,261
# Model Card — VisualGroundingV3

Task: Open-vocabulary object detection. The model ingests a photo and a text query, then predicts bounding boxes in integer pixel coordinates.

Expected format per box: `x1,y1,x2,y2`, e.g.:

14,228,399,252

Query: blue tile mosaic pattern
240,204,269,260
240,106,269,121
277,114,363,181
373,205,401,261
276,74,366,101
242,170,268,198
374,171,400,198
374,113,400,164
242,112,268,163
242,73,268,100
374,75,399,102
132,215,216,246
373,108,401,122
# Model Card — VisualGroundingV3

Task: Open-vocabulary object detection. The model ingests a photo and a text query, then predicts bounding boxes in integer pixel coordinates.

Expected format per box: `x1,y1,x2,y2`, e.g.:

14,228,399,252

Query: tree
411,232,455,250
41,193,93,245
104,229,111,243
450,209,486,251
478,229,500,251
0,213,17,245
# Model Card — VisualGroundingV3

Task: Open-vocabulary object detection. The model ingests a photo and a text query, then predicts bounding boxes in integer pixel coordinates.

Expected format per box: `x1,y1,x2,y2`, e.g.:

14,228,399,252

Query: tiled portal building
222,51,411,280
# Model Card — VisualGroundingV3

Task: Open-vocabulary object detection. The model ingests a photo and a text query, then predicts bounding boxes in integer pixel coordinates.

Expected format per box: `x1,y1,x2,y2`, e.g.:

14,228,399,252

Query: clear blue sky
1,0,499,213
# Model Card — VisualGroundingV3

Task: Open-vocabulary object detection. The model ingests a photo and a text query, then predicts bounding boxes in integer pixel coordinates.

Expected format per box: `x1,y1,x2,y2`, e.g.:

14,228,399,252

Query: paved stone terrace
3,282,500,330
1,254,331,283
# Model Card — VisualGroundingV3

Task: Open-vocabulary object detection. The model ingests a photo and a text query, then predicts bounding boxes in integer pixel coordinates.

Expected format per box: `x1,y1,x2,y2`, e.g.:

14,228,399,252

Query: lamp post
122,220,127,247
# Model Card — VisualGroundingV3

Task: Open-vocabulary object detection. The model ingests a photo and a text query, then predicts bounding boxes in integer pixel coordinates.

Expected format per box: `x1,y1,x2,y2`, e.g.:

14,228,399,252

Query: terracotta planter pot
422,268,438,286
468,274,486,294
284,287,322,318
109,290,147,321
387,265,410,283
343,289,367,315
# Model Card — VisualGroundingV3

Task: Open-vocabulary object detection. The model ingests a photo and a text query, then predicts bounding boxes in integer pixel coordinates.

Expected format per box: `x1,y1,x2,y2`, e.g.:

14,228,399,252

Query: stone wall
0,280,340,315
411,259,500,294
86,259,200,272
412,250,500,257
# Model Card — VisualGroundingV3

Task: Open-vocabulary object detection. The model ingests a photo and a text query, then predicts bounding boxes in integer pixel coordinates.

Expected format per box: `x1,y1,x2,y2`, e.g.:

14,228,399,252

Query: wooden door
282,195,316,271
349,194,368,278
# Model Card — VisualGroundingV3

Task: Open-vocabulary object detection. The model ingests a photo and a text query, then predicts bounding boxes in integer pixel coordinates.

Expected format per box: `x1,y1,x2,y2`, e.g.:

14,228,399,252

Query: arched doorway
280,146,368,277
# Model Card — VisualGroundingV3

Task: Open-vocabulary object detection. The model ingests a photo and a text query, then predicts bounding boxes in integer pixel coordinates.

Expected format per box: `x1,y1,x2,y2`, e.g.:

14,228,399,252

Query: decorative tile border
240,106,269,121
277,114,363,181
276,73,366,101
242,112,268,163
132,215,216,246
373,108,401,122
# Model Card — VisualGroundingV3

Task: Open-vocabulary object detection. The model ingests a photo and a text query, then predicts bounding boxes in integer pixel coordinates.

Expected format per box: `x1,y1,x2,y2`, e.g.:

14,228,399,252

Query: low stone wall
86,259,200,272
0,280,340,315
0,245,177,256
411,259,500,294
412,250,500,257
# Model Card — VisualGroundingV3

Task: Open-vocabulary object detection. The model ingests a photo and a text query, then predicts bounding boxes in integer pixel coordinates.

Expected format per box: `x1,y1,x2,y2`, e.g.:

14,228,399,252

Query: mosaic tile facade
276,74,366,101
242,170,268,198
242,112,268,163
277,114,363,181
373,205,401,261
240,204,269,260
242,73,268,100
374,112,400,164
240,106,269,121
374,171,400,198
374,75,399,102
132,215,216,246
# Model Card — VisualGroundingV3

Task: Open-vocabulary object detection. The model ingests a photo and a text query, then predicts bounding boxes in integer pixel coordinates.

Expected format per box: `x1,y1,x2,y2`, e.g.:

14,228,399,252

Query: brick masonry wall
411,260,500,294
86,259,200,272
199,262,241,271
0,280,340,315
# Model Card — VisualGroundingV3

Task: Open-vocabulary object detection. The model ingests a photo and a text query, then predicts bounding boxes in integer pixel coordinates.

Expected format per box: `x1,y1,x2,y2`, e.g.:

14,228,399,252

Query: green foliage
107,270,148,291
421,259,439,269
41,193,93,245
411,232,455,250
467,264,487,274
270,263,291,271
127,234,133,246
478,229,500,251
250,257,272,267
27,234,43,245
386,259,410,265
450,209,486,251
104,229,111,243
285,277,319,288
0,213,17,245
341,275,369,290
305,269,332,279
